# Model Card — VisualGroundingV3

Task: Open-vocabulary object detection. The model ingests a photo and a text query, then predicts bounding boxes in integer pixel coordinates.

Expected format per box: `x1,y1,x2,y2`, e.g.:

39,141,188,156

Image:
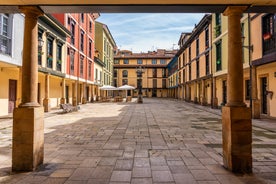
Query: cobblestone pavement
0,98,276,184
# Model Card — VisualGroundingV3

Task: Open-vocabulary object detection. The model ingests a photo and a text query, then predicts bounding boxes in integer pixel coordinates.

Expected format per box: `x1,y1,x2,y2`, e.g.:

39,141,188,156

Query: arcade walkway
0,98,276,184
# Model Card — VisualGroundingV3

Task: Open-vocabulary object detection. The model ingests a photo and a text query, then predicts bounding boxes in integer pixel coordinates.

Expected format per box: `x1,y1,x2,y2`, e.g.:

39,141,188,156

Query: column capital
223,6,248,16
19,6,44,18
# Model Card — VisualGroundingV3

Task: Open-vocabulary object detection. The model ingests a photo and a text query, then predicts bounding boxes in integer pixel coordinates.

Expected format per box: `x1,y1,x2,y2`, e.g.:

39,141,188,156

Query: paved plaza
0,98,276,184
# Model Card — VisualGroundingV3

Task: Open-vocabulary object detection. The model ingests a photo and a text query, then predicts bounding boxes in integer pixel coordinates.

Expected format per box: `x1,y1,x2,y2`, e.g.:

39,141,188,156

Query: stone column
194,82,198,103
82,83,87,104
251,66,260,118
13,6,44,172
222,6,252,173
212,77,218,108
72,81,77,106
201,80,207,105
91,85,95,102
60,78,66,104
43,73,50,112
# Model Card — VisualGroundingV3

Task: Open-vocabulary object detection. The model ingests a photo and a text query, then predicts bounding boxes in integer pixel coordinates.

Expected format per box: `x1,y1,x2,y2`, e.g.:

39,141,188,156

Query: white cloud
97,13,205,52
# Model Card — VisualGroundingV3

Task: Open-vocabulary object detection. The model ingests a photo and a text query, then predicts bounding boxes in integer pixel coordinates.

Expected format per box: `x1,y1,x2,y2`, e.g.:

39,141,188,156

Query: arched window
123,70,128,77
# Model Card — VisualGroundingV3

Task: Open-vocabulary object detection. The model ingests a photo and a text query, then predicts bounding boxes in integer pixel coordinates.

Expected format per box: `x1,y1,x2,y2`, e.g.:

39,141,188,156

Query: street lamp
38,37,44,48
136,65,145,103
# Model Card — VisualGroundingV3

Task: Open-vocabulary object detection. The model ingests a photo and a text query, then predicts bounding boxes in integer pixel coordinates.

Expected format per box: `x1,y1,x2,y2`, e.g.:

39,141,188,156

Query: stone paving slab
0,98,276,184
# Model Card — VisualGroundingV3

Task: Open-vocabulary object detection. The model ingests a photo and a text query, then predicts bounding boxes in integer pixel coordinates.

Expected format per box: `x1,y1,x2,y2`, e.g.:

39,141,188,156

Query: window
56,44,62,71
216,41,222,71
196,59,199,78
205,53,210,75
38,32,43,65
152,59,157,64
196,37,199,56
89,21,92,32
152,68,157,78
122,70,128,77
80,30,84,52
153,79,157,88
114,59,119,64
99,71,102,81
188,46,191,61
95,68,98,80
215,13,221,37
114,79,117,87
70,49,75,75
80,57,84,78
262,13,276,55
81,13,84,23
162,68,166,77
189,64,191,81
137,59,142,64
122,79,128,85
89,39,92,58
88,61,92,79
123,59,129,64
182,53,185,65
70,20,75,45
0,14,11,55
160,59,166,64
113,69,117,77
245,79,251,100
162,79,166,88
104,38,106,52
205,26,209,49
47,38,53,68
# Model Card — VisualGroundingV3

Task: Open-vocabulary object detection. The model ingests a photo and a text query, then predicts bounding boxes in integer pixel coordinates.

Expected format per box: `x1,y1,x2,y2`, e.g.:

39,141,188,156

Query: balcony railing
0,34,11,55
263,34,276,55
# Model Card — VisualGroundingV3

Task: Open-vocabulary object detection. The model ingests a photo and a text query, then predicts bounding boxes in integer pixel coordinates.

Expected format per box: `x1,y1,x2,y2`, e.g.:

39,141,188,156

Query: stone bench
60,103,78,113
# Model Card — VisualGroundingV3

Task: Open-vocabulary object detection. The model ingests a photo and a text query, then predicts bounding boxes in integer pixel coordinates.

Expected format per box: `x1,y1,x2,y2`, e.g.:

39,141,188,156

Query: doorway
66,86,69,103
261,77,267,114
222,80,227,105
8,79,17,113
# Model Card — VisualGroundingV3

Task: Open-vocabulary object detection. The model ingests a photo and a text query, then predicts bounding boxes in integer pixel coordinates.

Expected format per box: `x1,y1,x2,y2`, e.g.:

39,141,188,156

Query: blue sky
97,13,205,53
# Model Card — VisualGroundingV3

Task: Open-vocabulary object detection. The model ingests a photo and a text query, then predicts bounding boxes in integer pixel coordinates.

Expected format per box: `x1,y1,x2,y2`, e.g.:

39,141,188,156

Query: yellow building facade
251,13,276,118
211,13,251,108
37,15,70,112
114,49,176,98
0,14,70,115
175,14,212,105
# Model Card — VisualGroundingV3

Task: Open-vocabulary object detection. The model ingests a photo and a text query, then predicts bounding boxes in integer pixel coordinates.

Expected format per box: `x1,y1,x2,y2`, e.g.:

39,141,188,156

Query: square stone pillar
60,78,66,104
12,106,44,171
223,6,252,173
222,106,252,173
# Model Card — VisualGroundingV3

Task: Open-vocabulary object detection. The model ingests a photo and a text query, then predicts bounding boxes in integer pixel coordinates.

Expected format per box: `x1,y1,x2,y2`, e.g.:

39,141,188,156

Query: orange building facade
52,13,99,105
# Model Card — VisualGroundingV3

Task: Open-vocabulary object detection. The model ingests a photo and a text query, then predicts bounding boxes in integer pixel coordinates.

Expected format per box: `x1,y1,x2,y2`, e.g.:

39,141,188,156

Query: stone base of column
60,98,65,104
82,97,87,104
72,97,77,106
43,98,50,112
12,106,44,172
212,98,218,108
201,97,207,106
252,99,261,119
194,97,198,104
222,106,252,173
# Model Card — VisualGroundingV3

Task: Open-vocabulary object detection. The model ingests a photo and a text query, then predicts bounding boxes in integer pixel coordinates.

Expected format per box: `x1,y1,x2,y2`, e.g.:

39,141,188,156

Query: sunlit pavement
0,98,276,184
